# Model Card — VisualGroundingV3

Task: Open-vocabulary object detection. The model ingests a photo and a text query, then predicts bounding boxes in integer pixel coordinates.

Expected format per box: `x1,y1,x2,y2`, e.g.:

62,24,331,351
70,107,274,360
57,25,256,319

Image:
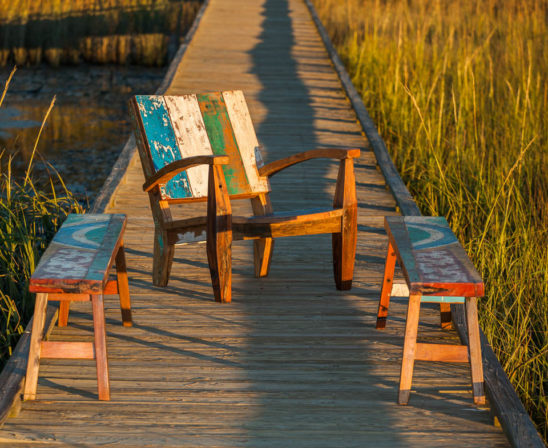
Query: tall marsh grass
311,0,547,439
0,69,82,368
0,0,202,66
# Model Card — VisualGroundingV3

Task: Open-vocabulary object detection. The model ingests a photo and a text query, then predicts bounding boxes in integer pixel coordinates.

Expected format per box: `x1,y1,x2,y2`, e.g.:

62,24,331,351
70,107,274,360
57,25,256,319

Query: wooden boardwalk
1,0,509,446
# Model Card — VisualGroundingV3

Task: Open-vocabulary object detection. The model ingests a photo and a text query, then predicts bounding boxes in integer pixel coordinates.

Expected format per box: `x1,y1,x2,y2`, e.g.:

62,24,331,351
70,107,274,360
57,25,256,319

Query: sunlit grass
0,0,202,66
312,0,547,439
0,68,83,368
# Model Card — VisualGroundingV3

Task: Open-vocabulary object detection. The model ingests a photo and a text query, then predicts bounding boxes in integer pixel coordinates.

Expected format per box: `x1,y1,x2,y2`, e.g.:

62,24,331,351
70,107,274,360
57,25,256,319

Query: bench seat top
30,214,127,294
385,216,484,297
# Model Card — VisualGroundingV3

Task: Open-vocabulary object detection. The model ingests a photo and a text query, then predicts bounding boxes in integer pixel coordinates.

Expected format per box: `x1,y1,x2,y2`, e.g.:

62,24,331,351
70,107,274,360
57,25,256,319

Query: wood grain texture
40,342,95,360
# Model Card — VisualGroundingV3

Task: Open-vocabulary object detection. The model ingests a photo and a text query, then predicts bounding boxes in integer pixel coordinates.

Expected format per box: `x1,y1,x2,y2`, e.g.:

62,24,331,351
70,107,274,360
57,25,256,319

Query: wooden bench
376,216,485,406
24,214,132,401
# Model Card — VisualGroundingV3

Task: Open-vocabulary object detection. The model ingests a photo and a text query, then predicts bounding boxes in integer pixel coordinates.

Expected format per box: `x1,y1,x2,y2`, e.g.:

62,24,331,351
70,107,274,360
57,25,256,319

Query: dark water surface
0,64,165,205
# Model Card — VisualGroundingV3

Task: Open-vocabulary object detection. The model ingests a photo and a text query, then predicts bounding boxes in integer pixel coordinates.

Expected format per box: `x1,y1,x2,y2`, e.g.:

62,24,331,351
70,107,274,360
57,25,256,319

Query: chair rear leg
332,158,357,290
251,194,274,278
152,228,174,287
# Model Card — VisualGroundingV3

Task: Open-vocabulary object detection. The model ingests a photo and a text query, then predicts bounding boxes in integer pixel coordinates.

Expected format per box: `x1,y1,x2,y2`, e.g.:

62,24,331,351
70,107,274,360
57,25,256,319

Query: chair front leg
251,193,274,278
207,165,233,303
332,157,357,290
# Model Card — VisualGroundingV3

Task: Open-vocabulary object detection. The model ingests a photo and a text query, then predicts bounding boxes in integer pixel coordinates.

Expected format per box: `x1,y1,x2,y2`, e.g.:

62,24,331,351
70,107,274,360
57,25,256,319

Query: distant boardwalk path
0,0,509,446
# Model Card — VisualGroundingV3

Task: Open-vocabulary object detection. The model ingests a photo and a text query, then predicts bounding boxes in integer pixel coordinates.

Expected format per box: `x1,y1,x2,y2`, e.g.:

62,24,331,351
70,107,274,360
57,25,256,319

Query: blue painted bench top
30,214,127,294
385,216,484,298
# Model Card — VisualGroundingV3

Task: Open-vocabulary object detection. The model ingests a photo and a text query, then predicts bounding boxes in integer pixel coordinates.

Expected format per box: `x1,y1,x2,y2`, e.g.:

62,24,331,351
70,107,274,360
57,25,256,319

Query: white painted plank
222,90,270,193
165,95,214,198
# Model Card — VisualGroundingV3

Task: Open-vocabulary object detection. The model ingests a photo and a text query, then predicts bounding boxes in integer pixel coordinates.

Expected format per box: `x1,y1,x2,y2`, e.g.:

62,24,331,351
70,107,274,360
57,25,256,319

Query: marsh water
0,64,165,204
0,0,203,205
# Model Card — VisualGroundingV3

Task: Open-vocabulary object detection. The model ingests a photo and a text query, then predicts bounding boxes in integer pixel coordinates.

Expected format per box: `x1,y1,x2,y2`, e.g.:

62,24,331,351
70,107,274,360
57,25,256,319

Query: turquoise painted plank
135,95,192,199
405,216,457,250
31,214,126,290
421,296,465,304
87,215,125,282
385,217,421,285
54,214,111,250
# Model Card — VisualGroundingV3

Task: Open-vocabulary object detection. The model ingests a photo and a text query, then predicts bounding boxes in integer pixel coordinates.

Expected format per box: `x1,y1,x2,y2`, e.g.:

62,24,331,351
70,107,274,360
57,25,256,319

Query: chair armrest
258,148,360,178
143,155,229,192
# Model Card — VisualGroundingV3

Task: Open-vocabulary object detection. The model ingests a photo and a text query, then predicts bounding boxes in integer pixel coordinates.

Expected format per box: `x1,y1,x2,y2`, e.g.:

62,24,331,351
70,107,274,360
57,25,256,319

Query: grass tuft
0,69,83,368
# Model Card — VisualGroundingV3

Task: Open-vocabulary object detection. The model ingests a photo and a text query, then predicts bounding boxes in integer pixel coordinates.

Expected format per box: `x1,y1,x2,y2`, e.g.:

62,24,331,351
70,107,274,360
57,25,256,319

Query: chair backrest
130,91,271,201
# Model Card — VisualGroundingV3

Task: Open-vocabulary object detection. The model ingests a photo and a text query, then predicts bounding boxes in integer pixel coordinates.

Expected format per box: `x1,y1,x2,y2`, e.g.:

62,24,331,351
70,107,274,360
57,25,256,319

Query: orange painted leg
251,193,274,278
440,303,453,330
58,300,70,327
398,293,421,405
466,297,485,405
115,242,133,327
92,294,110,400
332,158,357,290
207,165,233,303
376,241,397,329
24,293,48,400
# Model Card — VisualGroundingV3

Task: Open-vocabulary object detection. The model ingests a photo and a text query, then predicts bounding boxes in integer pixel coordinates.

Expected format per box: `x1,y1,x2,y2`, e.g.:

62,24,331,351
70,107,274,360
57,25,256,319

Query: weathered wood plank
197,92,251,195
164,95,214,198
30,214,126,294
134,96,193,199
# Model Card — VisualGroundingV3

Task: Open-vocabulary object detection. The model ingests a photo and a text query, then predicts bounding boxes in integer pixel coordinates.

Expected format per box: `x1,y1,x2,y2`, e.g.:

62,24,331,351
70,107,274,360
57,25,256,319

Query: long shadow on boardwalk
241,0,404,445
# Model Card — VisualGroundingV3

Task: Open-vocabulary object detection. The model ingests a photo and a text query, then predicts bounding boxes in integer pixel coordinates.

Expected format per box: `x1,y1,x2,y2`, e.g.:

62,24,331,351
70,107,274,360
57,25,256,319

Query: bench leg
92,294,110,400
466,297,485,405
398,293,421,405
24,293,48,401
58,301,70,327
376,241,397,329
115,241,133,327
251,193,274,278
332,158,357,290
440,303,453,330
152,227,174,287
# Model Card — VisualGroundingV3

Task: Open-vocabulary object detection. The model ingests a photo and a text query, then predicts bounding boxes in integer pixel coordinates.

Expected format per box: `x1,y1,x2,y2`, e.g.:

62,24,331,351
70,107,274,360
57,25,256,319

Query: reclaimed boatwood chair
129,91,359,303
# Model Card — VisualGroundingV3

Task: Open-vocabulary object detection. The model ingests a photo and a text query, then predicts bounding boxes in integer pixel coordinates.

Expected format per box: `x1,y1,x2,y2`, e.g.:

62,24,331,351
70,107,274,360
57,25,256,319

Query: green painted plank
197,92,250,196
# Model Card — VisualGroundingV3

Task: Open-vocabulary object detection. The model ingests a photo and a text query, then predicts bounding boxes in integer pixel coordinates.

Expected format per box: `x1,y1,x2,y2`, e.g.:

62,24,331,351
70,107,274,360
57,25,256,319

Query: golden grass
0,0,202,66
312,0,547,439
